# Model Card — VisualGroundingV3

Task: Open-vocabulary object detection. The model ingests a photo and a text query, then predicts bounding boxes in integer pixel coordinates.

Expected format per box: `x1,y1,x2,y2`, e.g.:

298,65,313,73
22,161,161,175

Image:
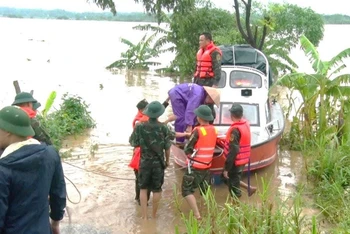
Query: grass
174,178,321,234
305,145,350,231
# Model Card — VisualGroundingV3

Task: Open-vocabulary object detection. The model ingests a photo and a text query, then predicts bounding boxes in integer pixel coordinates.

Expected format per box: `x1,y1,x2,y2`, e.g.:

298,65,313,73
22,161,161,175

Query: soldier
0,106,66,234
12,92,53,145
182,105,218,220
129,101,172,219
222,104,257,197
193,32,222,123
193,32,222,88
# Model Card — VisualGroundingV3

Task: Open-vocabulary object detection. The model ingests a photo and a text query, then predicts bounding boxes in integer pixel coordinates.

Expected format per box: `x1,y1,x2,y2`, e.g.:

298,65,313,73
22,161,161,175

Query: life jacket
129,111,149,170
223,119,251,166
132,110,149,129
20,106,36,119
194,42,222,79
187,125,218,169
20,106,37,139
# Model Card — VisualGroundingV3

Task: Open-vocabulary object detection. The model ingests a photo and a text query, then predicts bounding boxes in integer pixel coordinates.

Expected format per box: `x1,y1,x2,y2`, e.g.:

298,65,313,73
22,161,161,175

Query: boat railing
264,119,281,137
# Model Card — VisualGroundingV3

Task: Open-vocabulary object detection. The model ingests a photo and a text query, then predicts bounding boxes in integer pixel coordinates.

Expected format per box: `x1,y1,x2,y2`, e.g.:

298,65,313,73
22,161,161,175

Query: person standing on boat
164,83,220,143
193,32,222,88
193,32,222,123
182,105,217,220
0,106,66,234
129,101,172,219
12,92,53,145
222,103,257,197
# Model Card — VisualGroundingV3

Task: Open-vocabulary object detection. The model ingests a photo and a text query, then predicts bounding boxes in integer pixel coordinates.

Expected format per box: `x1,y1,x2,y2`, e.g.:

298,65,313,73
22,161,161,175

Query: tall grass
174,178,320,234
306,145,350,231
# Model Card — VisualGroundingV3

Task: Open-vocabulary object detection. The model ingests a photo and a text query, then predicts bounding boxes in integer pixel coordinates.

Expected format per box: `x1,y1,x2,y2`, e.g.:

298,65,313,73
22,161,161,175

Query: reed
174,178,319,234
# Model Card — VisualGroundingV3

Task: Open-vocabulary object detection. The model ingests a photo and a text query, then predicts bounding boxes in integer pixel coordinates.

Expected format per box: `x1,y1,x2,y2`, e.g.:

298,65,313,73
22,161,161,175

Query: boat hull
171,128,282,174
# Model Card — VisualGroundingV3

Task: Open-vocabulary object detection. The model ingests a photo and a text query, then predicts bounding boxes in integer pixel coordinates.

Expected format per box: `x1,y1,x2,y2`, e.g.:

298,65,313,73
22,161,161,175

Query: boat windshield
230,71,262,88
214,103,260,126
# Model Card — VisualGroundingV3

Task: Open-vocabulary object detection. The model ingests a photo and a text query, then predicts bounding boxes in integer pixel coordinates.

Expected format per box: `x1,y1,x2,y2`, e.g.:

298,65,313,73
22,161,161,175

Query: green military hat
33,102,41,110
229,103,243,115
143,101,165,118
194,105,214,121
0,106,35,137
12,92,37,105
136,99,148,110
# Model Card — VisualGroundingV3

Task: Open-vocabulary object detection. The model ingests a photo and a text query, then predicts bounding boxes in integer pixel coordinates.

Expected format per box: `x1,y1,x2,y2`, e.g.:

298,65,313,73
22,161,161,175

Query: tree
232,1,324,77
88,0,194,20
233,0,271,50
133,1,242,77
276,35,350,145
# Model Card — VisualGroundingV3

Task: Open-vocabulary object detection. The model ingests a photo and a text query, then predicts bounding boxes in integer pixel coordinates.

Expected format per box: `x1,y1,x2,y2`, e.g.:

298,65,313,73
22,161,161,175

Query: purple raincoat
168,83,206,142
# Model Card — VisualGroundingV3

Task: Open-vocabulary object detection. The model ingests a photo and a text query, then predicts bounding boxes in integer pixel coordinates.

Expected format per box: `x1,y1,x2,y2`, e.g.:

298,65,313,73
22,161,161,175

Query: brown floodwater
59,113,310,233
0,18,338,233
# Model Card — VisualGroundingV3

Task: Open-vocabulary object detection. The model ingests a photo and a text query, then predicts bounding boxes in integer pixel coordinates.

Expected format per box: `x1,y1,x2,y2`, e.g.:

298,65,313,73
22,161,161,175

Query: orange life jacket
132,111,149,129
223,119,251,166
20,106,36,139
194,42,222,79
129,111,149,170
187,125,218,169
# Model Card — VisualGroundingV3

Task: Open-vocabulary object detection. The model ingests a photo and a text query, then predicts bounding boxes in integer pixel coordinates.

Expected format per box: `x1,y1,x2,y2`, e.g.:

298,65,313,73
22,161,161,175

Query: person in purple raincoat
165,83,220,143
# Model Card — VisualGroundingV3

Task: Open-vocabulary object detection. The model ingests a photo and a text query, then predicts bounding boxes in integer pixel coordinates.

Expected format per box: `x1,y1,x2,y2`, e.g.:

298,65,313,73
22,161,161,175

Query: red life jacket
20,106,36,139
223,119,251,166
132,110,149,129
187,125,218,169
129,111,149,170
194,42,222,79
20,106,36,119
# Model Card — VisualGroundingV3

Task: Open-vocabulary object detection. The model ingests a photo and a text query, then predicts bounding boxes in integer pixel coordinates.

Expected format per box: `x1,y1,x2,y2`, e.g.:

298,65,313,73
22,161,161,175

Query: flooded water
0,17,349,233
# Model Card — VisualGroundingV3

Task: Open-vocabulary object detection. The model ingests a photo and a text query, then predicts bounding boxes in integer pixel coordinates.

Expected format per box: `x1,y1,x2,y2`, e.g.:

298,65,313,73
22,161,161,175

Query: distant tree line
1,7,350,24
0,7,157,22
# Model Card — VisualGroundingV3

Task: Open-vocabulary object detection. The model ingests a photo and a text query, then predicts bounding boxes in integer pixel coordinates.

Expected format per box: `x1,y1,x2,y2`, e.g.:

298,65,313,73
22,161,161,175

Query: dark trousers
222,165,244,197
134,170,151,203
193,77,215,87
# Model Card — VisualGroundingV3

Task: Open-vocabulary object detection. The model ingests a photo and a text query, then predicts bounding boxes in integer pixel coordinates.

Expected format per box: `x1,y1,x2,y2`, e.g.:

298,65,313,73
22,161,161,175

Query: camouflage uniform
181,130,210,197
129,119,172,192
31,118,53,145
222,128,243,197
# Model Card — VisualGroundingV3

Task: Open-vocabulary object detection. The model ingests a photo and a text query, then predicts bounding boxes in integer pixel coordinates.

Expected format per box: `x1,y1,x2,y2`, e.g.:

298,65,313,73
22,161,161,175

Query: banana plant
106,32,161,70
276,35,350,142
42,91,57,119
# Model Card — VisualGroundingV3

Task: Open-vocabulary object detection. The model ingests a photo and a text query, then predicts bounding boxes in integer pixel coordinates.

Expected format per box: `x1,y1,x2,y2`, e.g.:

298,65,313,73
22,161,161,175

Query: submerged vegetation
3,0,349,231
174,182,321,234
37,92,95,149
106,33,161,70
275,35,350,231
107,0,325,77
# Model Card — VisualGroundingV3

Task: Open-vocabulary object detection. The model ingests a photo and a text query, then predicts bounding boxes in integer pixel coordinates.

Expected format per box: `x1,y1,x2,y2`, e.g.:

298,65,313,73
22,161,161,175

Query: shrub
38,93,95,149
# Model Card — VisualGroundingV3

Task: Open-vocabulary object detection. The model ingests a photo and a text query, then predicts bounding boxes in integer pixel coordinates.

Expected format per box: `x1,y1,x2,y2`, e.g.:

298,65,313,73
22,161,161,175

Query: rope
64,175,81,205
62,161,135,181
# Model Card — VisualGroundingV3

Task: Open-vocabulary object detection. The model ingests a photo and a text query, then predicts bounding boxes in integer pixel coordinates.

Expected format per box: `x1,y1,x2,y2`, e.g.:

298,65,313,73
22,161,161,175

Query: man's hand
51,220,60,234
223,170,229,179
185,125,192,133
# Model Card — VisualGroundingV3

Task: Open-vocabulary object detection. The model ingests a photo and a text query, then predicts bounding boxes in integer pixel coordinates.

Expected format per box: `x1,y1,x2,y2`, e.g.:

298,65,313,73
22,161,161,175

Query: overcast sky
0,0,347,15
